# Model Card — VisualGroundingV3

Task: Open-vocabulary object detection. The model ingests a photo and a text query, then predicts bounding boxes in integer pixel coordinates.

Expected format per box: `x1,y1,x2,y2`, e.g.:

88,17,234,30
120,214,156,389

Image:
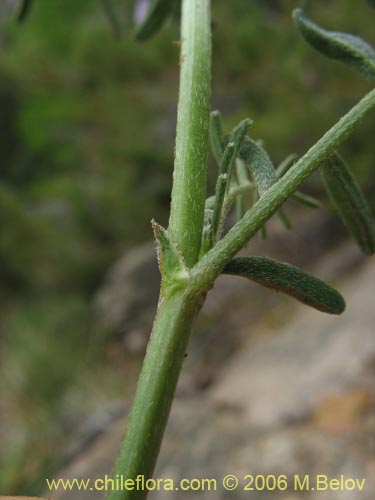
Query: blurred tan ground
47,247,375,500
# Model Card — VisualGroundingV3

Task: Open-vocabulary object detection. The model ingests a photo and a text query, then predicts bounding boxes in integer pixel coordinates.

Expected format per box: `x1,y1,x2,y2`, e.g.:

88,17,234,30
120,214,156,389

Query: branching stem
192,88,375,289
106,1,375,496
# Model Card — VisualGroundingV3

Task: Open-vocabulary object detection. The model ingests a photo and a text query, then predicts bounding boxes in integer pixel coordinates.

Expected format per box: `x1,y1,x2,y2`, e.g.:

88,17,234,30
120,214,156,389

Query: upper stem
168,0,212,267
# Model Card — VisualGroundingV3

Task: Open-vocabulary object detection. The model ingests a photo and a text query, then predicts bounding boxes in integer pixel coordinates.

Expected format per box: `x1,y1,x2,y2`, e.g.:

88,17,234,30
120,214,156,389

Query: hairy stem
192,88,375,289
106,1,212,498
168,0,212,267
106,288,204,500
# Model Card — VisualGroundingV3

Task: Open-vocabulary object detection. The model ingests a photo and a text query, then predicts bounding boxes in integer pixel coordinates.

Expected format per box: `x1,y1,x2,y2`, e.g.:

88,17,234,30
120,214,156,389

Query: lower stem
106,286,204,500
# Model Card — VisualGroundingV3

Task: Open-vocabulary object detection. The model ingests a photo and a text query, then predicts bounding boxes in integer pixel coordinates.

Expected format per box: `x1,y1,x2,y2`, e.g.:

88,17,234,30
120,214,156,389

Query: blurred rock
0,0,18,23
49,259,374,500
211,261,375,427
93,243,160,350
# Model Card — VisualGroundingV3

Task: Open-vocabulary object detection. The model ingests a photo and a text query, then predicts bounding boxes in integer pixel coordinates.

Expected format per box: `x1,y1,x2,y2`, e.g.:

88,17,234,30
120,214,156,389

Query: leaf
367,0,375,8
222,257,345,314
100,0,124,38
224,118,252,179
276,153,320,208
211,172,229,242
200,208,213,258
135,0,174,41
321,153,375,255
235,194,245,222
209,120,251,244
152,220,188,283
276,153,298,178
239,138,296,230
278,209,293,230
292,191,321,208
17,0,33,22
235,158,249,185
238,137,278,195
210,110,225,165
219,140,236,177
230,119,253,151
293,8,375,79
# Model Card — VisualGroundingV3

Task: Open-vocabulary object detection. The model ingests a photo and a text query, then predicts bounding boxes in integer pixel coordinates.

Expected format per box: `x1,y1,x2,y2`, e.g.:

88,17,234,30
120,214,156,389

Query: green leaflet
235,158,249,185
152,220,188,285
234,159,248,222
219,141,236,177
230,119,253,157
235,194,245,222
276,153,297,178
205,119,251,248
200,208,213,258
292,191,321,208
276,153,320,208
210,110,225,165
260,224,267,240
224,118,252,182
321,153,375,255
238,137,277,195
277,209,293,230
222,256,345,314
238,138,292,231
293,8,375,79
208,142,236,244
211,172,229,241
210,114,251,171
100,0,124,38
135,0,174,41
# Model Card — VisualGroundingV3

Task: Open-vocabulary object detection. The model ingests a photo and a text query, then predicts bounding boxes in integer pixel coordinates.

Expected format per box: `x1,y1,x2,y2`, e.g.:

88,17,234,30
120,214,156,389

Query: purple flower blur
134,0,151,24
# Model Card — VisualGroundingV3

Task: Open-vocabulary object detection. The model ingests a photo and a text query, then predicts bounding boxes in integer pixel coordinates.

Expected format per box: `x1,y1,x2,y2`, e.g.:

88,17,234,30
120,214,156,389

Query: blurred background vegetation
0,0,373,495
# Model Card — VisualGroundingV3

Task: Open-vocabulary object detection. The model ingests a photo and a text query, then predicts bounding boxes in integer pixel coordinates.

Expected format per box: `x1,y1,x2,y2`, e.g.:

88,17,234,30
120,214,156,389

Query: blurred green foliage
0,0,373,494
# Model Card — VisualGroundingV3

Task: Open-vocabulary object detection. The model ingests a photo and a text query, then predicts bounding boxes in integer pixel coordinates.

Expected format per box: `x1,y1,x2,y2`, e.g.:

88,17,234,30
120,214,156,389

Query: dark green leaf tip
293,8,375,79
224,118,252,179
321,153,375,255
135,0,174,41
219,142,236,176
223,256,346,314
18,0,33,23
210,110,225,164
276,153,298,178
292,191,321,208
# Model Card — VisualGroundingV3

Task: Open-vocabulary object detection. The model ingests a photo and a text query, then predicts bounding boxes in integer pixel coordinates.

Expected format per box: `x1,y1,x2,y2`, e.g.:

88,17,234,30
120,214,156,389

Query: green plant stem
168,0,211,267
192,88,375,289
106,2,211,499
222,182,255,218
106,288,204,500
106,12,374,495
